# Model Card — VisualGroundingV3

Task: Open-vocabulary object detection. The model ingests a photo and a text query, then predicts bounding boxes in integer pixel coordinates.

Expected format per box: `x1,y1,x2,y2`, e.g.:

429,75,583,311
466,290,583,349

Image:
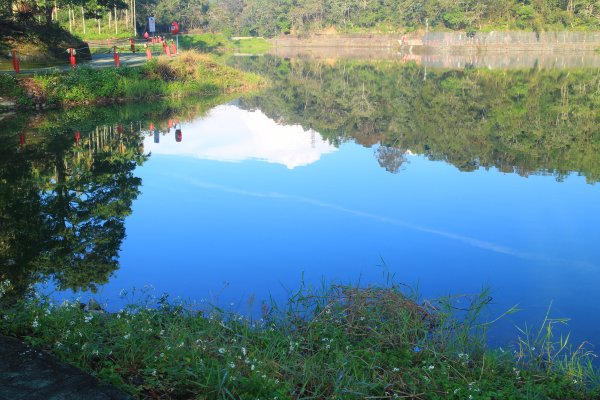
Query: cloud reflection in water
143,104,337,169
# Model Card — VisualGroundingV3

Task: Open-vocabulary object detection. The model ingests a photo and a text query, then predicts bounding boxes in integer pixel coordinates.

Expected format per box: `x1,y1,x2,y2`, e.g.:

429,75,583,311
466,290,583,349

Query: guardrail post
69,48,77,68
113,46,120,67
12,50,20,74
163,40,171,58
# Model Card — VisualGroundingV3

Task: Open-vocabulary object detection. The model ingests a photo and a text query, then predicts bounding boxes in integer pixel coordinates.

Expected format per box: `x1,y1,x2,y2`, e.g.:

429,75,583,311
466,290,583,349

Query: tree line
3,0,600,38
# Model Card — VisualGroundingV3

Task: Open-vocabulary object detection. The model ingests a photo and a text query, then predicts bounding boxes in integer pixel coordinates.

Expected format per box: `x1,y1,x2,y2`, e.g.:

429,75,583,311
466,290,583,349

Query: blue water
64,103,600,346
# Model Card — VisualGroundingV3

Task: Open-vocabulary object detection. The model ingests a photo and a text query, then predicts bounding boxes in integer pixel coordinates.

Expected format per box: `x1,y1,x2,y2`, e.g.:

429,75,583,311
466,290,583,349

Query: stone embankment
268,32,600,69
270,31,600,52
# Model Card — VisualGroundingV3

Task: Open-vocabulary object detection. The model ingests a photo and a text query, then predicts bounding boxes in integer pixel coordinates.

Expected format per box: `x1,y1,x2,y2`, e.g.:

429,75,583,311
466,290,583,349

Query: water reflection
0,116,146,304
233,56,600,183
1,60,599,346
143,104,337,169
268,45,600,69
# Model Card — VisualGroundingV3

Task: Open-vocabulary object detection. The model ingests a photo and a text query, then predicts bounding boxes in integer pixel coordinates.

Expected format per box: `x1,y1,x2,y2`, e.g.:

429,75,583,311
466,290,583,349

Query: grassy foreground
0,281,598,399
0,50,264,109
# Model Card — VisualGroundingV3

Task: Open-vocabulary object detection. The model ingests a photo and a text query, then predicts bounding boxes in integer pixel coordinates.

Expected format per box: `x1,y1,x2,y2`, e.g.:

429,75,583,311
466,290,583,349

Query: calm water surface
1,56,599,346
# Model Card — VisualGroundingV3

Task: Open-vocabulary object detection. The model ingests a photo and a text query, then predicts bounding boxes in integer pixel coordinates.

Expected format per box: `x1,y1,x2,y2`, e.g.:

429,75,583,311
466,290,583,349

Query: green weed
0,279,598,399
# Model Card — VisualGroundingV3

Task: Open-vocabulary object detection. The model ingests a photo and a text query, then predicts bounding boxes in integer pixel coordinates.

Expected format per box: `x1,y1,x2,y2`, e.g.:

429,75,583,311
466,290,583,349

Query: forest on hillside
2,0,600,38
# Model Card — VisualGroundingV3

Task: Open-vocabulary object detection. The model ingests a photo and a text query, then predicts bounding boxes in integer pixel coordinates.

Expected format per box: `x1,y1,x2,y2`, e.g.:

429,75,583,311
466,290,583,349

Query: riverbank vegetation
0,50,264,109
0,281,598,399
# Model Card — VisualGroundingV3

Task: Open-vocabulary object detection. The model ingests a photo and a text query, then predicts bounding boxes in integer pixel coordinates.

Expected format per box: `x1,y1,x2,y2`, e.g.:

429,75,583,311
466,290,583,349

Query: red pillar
69,48,76,68
113,46,120,68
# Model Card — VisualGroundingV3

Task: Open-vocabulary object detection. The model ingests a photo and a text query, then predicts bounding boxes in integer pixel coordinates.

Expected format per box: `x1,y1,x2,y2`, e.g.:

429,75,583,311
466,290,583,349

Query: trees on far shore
2,0,600,38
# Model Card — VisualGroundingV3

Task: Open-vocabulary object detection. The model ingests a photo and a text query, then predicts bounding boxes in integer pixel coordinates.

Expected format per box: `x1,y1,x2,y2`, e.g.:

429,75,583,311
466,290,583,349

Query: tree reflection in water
235,56,600,183
0,121,146,305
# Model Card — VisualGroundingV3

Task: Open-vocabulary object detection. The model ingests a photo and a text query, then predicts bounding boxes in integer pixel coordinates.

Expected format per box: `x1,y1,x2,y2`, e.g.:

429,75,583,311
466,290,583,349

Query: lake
1,55,599,347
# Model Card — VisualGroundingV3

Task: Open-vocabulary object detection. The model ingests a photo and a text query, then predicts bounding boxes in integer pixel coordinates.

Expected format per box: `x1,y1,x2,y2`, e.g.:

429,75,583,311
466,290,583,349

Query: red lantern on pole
12,50,19,74
113,46,120,67
129,37,136,53
145,43,152,60
75,130,81,146
171,40,177,56
163,41,171,58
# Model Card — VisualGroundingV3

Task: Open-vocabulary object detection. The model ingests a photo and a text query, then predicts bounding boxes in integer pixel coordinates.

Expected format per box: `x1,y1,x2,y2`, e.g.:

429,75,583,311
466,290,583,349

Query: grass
1,50,265,108
179,33,271,54
0,278,598,399
231,38,272,54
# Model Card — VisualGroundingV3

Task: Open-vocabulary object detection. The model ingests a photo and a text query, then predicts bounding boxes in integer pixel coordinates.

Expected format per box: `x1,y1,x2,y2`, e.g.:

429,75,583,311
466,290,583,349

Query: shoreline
0,51,265,112
1,281,598,399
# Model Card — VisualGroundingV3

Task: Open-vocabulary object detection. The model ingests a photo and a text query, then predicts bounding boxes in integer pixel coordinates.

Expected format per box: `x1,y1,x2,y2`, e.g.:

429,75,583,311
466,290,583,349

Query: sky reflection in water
76,101,600,345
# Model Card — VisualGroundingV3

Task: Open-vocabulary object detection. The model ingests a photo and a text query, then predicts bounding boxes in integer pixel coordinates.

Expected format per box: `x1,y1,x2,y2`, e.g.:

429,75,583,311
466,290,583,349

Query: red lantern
144,31,149,40
75,130,81,146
